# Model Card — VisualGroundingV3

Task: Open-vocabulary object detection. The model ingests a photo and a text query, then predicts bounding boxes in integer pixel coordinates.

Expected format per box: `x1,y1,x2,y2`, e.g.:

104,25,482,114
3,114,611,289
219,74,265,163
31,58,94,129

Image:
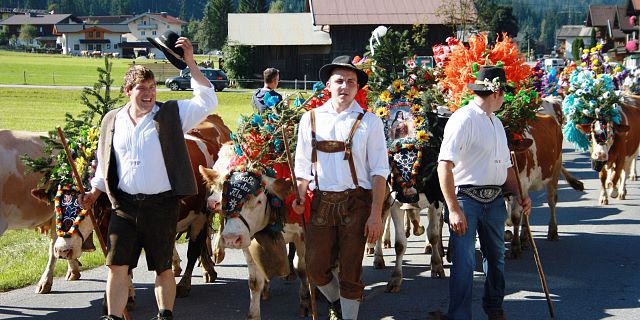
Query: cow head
51,186,95,260
200,165,292,249
576,120,630,172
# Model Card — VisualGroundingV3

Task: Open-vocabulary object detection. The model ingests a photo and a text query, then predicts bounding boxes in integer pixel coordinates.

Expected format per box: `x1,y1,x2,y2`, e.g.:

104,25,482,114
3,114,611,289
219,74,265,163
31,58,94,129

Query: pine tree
21,58,124,198
238,0,266,13
366,28,414,95
196,0,233,52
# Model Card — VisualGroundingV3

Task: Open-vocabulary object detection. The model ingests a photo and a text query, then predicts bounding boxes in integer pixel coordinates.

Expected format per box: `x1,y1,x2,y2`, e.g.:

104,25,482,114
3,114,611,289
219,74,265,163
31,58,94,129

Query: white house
556,25,594,59
119,12,187,59
53,23,130,55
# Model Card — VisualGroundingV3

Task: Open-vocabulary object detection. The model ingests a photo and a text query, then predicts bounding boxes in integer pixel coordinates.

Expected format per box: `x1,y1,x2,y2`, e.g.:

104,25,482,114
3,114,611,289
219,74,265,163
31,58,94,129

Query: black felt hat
147,30,187,70
319,55,368,88
466,65,515,93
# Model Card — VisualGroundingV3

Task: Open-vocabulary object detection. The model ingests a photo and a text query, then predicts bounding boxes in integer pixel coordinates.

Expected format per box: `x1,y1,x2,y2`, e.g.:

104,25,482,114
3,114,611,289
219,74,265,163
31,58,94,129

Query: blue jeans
444,194,507,320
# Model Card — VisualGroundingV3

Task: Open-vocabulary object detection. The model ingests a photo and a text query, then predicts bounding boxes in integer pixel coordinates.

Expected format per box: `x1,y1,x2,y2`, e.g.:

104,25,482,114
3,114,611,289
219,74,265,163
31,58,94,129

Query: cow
36,114,230,300
199,143,311,320
0,130,91,294
507,113,585,258
575,101,640,205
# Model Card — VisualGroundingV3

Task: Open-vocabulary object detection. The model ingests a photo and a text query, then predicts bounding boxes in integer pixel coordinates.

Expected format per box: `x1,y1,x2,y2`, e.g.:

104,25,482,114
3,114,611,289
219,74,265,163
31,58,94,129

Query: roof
309,0,451,25
0,13,79,25
587,5,618,27
618,6,634,31
122,12,187,26
0,8,48,14
77,15,133,24
228,13,331,46
556,25,593,38
53,23,131,34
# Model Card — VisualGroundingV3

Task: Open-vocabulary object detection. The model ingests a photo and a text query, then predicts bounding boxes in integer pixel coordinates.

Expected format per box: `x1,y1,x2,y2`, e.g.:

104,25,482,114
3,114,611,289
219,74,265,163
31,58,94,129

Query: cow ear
615,124,630,133
31,188,50,204
263,176,294,201
198,165,219,185
575,124,592,134
509,138,533,153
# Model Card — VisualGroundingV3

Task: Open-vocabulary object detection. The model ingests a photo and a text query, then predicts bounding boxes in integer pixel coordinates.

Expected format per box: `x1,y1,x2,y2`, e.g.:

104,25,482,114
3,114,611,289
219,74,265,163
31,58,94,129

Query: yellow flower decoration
392,80,405,93
410,104,422,113
416,130,430,142
605,56,611,62
590,47,597,53
614,66,622,73
379,91,392,103
592,60,599,66
582,49,589,54
375,107,389,118
413,116,425,127
406,89,419,101
581,62,587,67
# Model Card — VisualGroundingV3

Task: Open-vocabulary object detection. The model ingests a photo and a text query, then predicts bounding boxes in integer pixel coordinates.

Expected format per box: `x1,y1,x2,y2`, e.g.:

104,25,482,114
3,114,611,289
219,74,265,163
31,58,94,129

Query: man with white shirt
436,66,531,320
292,56,390,320
79,36,217,320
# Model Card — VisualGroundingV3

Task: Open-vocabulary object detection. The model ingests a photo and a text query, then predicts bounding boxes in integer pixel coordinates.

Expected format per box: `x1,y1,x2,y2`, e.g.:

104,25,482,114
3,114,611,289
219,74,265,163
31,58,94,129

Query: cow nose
56,248,72,259
207,198,220,211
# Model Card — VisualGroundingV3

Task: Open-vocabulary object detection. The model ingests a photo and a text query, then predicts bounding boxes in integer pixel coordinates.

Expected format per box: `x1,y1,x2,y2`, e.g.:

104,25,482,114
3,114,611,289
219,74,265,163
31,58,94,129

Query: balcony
137,24,158,30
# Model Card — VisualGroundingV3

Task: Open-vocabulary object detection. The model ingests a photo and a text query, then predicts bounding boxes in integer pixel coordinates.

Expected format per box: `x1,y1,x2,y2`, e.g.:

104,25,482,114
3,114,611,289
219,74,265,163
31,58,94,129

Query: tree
539,11,558,52
572,38,584,61
222,42,255,82
436,0,476,36
0,26,9,45
238,0,266,13
19,24,39,46
196,0,233,52
268,0,285,13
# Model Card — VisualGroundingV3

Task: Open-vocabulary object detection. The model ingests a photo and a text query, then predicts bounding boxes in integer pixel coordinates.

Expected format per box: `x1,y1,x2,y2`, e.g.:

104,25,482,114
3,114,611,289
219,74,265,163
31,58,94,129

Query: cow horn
575,123,592,134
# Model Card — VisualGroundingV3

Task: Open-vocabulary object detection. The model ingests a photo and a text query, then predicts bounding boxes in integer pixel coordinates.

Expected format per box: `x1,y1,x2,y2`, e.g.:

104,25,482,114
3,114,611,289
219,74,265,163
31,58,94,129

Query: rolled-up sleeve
294,112,314,182
367,115,390,178
178,78,218,132
438,113,469,167
90,164,106,192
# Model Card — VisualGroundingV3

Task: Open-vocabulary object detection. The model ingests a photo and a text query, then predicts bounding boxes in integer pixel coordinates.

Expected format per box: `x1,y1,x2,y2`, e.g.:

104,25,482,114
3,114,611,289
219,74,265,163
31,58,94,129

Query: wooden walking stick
510,151,555,319
57,127,132,320
281,124,318,320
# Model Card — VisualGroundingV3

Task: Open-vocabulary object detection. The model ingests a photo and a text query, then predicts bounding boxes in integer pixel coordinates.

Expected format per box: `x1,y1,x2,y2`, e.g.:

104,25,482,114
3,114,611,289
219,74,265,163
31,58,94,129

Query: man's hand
78,189,102,210
364,213,383,244
448,208,468,236
519,195,532,216
175,37,195,64
292,198,305,215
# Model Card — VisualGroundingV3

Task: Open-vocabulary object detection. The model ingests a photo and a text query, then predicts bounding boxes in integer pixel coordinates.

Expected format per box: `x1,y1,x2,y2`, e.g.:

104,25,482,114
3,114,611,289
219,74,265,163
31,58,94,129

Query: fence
233,75,319,91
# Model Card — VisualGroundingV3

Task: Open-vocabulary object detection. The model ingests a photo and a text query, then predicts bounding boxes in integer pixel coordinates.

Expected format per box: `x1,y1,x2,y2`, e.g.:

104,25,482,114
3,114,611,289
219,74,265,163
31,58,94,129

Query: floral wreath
55,184,88,238
473,77,511,93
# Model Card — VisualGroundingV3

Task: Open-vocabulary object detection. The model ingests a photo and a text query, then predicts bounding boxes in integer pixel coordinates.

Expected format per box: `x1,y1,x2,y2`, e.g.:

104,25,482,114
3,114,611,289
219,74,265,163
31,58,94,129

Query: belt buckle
134,193,146,201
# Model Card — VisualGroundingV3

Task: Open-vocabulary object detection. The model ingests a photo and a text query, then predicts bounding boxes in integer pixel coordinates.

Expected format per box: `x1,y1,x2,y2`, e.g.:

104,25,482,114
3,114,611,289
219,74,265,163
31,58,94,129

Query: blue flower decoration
264,167,277,177
273,139,283,153
267,114,279,122
251,114,264,127
234,145,244,156
263,91,281,108
293,98,305,108
313,81,325,92
265,124,275,133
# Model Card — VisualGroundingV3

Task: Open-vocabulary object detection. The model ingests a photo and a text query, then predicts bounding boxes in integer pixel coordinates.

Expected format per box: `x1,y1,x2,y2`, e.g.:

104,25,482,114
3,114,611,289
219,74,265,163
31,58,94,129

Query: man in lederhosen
437,66,531,320
292,56,389,320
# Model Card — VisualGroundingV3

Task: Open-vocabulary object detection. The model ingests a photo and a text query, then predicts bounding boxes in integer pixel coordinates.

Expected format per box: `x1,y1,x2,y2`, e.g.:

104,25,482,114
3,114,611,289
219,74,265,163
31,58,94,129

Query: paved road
1,144,639,320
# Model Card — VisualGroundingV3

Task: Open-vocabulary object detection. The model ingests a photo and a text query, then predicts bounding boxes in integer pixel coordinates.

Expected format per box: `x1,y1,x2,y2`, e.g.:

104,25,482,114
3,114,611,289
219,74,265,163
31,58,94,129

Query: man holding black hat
79,34,217,320
292,56,389,320
436,66,531,320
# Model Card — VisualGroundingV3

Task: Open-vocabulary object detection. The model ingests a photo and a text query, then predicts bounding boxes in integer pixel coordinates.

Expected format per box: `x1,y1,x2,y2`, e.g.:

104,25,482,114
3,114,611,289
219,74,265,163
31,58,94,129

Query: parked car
165,67,229,91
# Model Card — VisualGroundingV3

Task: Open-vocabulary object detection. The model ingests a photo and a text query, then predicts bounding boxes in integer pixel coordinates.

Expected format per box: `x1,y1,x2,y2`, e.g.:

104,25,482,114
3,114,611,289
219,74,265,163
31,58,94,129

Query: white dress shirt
91,78,218,195
438,101,512,186
294,100,390,191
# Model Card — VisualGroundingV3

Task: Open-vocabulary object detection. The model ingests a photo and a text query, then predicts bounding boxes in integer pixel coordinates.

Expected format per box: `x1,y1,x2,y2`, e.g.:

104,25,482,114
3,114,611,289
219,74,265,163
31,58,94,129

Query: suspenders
310,109,366,189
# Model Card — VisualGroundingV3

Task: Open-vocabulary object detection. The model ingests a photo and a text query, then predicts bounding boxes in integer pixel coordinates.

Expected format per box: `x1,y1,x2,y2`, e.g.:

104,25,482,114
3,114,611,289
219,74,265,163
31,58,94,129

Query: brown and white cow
575,102,640,205
41,114,230,299
0,130,87,294
199,143,311,320
508,113,584,258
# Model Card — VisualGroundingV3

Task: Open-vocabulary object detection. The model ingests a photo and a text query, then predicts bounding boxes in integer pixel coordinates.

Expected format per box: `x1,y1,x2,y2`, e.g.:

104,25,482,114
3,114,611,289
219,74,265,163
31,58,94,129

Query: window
96,44,102,51
107,44,111,49
152,31,156,35
141,31,146,36
88,44,94,50
143,21,147,25
88,31,94,37
74,44,79,50
96,31,101,37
